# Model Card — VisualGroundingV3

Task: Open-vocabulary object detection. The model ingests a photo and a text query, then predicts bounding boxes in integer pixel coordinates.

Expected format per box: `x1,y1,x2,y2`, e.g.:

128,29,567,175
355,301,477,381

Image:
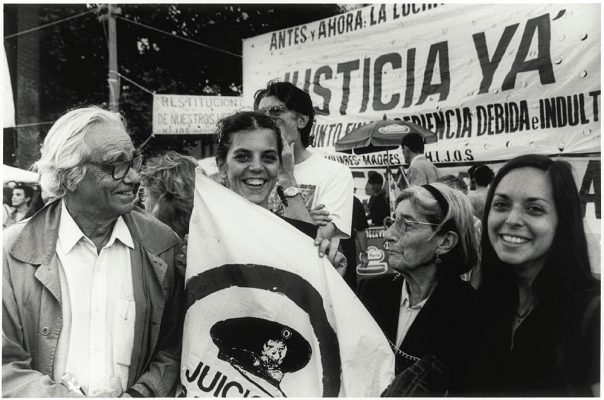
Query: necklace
515,306,533,319
513,303,535,332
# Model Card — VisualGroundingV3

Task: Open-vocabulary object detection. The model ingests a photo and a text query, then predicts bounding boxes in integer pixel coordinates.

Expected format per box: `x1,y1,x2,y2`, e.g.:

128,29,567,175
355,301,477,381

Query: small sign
153,94,243,135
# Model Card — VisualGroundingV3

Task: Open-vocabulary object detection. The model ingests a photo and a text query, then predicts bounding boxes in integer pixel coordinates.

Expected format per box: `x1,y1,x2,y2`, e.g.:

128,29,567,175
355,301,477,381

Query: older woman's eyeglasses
383,215,439,232
258,105,289,117
89,154,144,180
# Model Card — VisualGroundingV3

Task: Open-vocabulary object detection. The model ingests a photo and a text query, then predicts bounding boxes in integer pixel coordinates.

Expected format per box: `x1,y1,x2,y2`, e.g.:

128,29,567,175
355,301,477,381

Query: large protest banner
242,3,600,161
152,94,243,134
181,172,395,397
242,4,600,274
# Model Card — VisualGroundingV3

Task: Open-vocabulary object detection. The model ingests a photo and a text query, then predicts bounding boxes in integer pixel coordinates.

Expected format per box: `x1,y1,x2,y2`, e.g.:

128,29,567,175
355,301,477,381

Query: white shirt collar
401,279,430,310
59,200,134,253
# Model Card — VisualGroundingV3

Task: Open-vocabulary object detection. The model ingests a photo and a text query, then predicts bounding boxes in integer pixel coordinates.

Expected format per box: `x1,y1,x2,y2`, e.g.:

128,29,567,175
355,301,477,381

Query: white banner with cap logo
181,170,395,397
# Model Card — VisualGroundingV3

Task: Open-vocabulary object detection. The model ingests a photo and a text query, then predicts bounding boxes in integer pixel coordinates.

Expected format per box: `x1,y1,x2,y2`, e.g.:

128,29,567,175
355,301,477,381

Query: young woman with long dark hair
475,154,600,396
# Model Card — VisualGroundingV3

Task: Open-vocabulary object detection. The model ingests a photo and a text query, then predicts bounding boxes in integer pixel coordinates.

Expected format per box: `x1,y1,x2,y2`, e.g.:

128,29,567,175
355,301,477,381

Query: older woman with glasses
357,183,480,394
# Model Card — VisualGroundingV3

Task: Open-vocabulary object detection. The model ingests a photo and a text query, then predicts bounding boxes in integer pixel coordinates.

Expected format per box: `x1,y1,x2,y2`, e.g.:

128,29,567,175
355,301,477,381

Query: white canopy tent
3,165,39,184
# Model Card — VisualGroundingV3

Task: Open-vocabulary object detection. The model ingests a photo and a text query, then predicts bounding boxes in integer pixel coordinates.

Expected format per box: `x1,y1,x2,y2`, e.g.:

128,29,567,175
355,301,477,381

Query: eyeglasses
383,215,440,232
89,154,143,180
257,105,289,117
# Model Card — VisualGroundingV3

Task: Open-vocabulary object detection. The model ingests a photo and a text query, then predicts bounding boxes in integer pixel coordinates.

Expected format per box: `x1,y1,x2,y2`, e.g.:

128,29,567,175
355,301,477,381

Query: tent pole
386,149,395,218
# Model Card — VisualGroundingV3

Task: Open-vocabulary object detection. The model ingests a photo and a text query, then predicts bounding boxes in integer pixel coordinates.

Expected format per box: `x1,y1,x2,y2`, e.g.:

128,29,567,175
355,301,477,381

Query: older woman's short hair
33,106,125,201
140,151,198,238
398,182,478,274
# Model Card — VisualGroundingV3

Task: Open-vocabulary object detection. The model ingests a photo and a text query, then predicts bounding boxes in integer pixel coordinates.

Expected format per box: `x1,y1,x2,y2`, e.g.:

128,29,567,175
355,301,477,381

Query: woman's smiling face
487,167,558,272
220,128,280,208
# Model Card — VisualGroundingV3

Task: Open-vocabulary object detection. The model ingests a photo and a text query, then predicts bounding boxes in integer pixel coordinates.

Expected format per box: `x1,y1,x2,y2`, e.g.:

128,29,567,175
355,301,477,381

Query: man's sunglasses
89,154,143,180
258,105,289,117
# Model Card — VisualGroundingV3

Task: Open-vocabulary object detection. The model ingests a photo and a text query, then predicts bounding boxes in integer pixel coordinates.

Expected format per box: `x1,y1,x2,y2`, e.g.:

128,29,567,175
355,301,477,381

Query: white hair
33,106,126,200
398,182,478,274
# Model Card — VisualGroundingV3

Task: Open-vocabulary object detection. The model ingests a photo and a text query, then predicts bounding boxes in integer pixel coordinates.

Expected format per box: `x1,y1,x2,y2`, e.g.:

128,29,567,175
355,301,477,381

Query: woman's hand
314,233,346,277
331,251,347,277
278,128,296,182
310,204,332,226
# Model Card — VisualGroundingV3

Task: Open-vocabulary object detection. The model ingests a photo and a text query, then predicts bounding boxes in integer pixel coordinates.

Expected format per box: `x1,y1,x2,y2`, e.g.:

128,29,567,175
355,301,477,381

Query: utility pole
99,4,121,111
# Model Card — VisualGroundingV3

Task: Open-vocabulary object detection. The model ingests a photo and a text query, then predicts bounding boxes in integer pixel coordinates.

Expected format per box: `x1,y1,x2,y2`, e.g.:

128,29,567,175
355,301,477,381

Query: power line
4,10,94,39
118,16,241,59
114,71,155,95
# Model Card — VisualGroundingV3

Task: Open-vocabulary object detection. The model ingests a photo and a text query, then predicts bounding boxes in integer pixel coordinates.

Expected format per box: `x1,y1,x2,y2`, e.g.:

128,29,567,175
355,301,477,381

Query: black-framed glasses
383,215,439,232
257,105,289,117
89,154,143,180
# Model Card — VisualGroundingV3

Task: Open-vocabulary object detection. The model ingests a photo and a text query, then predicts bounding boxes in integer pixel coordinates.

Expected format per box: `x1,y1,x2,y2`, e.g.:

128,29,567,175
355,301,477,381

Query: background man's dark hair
13,183,34,203
401,133,424,153
472,165,494,187
367,171,384,186
254,81,316,148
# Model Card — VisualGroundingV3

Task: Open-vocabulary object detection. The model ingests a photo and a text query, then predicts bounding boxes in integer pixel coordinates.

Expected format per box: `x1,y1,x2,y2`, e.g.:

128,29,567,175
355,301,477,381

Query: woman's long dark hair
480,154,599,316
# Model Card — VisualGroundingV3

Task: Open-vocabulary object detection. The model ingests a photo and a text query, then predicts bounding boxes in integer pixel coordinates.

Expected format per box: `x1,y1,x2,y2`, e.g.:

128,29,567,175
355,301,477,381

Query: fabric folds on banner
181,171,394,397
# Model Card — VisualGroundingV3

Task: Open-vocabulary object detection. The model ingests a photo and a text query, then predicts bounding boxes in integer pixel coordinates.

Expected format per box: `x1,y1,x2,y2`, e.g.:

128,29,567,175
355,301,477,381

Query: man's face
11,189,29,207
365,181,380,196
68,120,140,221
402,146,411,164
257,96,306,146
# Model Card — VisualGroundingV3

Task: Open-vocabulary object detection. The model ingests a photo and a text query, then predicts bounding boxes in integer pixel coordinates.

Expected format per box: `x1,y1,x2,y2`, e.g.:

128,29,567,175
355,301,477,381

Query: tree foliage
6,3,344,158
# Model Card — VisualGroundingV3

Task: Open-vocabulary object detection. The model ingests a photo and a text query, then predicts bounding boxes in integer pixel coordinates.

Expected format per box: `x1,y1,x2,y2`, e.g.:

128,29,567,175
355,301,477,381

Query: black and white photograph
2,2,601,397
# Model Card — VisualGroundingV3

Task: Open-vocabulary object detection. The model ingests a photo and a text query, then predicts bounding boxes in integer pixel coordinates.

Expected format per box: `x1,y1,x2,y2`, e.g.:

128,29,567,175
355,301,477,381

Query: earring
435,253,442,265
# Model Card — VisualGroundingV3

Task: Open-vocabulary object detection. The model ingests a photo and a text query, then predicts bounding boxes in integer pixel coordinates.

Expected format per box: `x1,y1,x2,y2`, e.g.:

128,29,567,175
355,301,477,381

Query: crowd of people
2,80,600,397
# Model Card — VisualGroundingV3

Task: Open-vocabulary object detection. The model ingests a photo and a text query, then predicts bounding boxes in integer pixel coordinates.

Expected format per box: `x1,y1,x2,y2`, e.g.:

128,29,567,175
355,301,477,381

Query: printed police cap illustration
210,317,312,387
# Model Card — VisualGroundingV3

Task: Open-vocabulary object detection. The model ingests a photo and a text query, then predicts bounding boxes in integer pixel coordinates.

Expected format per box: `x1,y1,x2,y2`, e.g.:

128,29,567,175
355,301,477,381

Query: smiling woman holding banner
214,111,346,271
180,111,395,396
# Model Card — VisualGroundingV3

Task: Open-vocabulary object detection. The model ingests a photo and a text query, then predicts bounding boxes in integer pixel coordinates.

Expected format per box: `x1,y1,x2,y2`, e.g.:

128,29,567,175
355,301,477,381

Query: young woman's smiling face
487,167,558,272
220,128,280,208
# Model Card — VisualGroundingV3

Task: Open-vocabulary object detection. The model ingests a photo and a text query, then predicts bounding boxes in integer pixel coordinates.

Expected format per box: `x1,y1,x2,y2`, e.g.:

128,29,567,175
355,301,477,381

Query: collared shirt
54,200,135,395
395,280,430,347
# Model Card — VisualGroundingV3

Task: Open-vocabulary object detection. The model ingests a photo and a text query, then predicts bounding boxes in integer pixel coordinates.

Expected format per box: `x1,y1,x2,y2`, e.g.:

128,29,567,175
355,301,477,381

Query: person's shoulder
439,275,478,305
128,206,177,236
572,286,600,317
126,207,181,251
2,202,53,253
3,219,27,249
418,157,436,168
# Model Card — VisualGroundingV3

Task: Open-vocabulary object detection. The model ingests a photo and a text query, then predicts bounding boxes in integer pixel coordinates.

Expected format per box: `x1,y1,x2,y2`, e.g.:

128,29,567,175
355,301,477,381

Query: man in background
3,183,33,227
365,171,389,226
340,195,369,291
467,164,494,220
401,133,439,186
254,81,354,254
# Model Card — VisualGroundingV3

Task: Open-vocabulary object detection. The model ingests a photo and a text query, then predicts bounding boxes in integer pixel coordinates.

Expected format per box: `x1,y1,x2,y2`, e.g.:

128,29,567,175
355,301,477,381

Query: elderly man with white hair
2,106,183,397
